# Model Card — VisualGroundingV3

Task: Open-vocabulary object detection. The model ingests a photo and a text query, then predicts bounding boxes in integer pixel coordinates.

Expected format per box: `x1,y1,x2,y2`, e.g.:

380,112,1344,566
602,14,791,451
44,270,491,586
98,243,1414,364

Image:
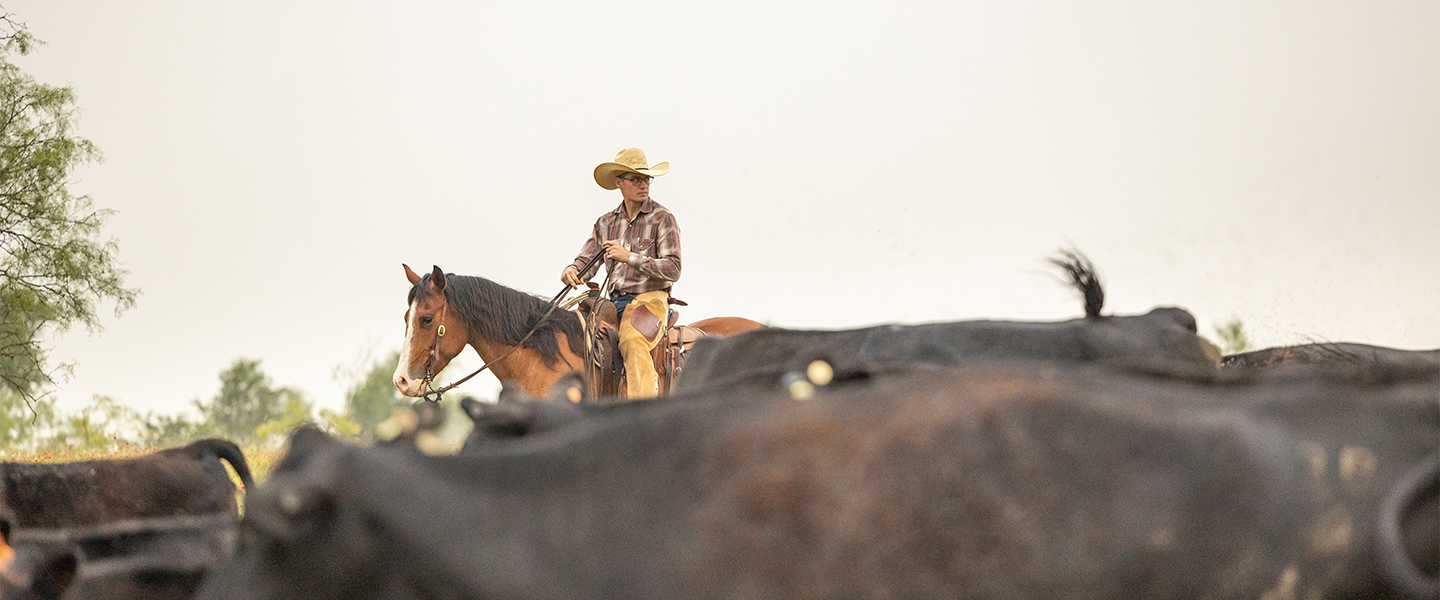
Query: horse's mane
408,273,586,369
1048,249,1105,319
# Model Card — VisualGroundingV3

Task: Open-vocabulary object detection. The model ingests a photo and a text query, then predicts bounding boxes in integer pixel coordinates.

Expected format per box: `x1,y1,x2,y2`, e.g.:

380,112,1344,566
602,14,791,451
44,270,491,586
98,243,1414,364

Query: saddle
576,289,706,402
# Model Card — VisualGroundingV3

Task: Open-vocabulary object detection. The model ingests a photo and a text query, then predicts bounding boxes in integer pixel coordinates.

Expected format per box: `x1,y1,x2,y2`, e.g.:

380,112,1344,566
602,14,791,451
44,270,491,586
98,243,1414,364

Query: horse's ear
431,266,447,293
404,264,422,285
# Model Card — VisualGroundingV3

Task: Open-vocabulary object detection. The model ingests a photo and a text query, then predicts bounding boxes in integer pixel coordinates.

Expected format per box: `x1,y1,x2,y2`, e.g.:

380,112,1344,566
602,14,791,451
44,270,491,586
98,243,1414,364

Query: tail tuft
1048,248,1105,319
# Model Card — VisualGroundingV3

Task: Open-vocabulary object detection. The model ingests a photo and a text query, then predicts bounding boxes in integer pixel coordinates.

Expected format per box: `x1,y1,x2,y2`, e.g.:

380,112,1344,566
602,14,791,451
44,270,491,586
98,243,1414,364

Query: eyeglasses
619,175,652,186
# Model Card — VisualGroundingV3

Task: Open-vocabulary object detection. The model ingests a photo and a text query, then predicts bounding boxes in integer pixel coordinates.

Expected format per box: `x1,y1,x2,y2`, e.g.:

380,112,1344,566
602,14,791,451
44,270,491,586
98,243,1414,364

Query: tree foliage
1213,317,1252,356
0,384,54,447
44,394,142,450
139,411,216,449
197,359,298,441
0,11,136,401
193,358,359,444
253,396,315,443
345,351,407,438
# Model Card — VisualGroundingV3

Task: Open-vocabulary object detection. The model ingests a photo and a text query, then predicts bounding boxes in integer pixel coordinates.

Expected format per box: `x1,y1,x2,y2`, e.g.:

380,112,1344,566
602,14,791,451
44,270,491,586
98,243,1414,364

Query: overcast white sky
7,0,1437,416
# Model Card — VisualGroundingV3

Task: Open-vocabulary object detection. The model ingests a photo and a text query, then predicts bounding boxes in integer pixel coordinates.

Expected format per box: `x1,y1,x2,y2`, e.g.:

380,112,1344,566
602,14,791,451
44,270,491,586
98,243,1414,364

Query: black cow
1225,342,1440,372
673,253,1220,392
197,361,1437,600
0,439,253,599
0,438,255,529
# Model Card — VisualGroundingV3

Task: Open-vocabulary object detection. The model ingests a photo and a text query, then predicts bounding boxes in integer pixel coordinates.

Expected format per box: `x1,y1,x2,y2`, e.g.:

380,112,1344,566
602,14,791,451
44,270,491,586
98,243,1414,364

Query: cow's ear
473,399,535,438
548,373,586,404
497,380,535,404
460,396,486,422
413,401,445,432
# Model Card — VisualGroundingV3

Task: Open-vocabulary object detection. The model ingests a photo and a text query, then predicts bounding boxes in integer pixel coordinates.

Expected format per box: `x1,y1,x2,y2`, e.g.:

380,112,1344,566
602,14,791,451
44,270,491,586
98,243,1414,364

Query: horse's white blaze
393,298,425,396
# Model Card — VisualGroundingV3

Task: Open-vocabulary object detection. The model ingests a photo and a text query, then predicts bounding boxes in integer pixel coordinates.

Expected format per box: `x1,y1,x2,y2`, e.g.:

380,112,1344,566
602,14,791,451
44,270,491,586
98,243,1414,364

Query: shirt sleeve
571,219,606,281
629,212,681,283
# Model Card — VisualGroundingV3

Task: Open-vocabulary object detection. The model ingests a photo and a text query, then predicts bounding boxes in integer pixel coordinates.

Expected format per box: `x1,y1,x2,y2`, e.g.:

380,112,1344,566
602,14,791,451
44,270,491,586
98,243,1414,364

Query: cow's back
1,438,249,528
676,308,1218,392
1224,342,1440,371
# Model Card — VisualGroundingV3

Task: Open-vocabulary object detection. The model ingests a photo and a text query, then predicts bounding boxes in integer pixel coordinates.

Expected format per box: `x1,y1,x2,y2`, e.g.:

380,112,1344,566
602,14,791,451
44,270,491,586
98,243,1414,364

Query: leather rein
419,252,605,403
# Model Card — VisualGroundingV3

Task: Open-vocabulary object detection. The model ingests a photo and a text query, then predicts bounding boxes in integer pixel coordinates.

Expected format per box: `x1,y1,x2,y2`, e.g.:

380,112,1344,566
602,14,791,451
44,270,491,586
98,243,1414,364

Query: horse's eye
420,316,433,327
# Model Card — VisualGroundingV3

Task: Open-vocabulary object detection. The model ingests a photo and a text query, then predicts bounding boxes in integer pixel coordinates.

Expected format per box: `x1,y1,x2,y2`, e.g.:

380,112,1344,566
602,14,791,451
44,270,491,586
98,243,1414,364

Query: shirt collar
611,198,656,216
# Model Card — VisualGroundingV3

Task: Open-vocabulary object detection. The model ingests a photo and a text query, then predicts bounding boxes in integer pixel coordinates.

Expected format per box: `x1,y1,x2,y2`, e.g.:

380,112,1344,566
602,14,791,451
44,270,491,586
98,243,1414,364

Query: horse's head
394,264,470,397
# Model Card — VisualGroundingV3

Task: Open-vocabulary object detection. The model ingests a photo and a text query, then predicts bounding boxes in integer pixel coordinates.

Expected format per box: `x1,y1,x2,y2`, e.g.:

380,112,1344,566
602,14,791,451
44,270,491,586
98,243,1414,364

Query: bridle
417,252,605,402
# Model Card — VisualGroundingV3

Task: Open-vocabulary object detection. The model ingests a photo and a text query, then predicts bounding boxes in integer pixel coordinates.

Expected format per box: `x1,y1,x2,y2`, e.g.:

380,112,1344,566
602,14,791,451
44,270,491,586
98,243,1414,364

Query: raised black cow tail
187,438,257,492
1048,248,1104,319
1375,453,1439,600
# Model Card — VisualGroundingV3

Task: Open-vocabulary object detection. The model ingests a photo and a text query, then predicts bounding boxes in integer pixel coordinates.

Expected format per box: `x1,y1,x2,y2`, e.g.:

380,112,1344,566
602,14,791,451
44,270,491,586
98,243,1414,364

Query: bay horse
392,265,763,399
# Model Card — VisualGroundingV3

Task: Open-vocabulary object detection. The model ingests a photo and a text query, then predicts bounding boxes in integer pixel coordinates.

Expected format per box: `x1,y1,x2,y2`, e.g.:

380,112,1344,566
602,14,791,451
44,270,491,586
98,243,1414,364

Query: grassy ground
2,443,287,480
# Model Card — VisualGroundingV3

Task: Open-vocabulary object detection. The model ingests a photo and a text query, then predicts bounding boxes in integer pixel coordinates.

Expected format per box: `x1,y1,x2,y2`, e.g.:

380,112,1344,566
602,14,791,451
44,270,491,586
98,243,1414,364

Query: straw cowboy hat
593,147,670,190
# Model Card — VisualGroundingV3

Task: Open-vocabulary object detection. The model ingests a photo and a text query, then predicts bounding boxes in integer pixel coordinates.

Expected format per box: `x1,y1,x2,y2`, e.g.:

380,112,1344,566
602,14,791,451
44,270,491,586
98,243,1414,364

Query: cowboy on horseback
560,148,680,399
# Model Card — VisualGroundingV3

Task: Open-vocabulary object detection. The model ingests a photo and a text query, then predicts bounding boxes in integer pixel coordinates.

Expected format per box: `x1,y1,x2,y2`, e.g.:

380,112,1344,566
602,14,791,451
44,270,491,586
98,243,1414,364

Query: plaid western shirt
571,198,681,297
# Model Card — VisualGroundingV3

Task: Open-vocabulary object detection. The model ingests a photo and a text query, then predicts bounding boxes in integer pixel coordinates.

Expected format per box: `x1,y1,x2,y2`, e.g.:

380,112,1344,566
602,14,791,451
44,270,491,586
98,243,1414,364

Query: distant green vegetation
0,353,408,453
1212,317,1252,356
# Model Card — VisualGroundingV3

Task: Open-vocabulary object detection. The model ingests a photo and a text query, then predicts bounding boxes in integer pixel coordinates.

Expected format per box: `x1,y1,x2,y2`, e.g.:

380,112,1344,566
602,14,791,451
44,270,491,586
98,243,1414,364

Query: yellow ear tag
437,325,446,337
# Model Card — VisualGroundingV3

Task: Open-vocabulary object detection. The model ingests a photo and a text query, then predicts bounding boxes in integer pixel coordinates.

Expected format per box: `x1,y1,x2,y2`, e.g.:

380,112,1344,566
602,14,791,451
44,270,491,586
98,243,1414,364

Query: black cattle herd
1,255,1436,600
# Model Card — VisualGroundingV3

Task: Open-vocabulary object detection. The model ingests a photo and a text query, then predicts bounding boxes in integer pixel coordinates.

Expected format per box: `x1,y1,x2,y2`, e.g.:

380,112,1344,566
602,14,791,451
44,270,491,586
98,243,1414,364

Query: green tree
197,359,297,442
253,396,315,443
344,351,407,438
322,408,361,437
0,12,136,403
139,411,215,449
0,384,56,448
41,394,142,451
255,399,360,443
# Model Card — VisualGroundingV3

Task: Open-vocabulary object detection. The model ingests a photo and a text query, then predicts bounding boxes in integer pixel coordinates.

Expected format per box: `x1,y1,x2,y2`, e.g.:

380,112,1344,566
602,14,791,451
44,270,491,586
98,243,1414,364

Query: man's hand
561,265,582,287
602,240,633,264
